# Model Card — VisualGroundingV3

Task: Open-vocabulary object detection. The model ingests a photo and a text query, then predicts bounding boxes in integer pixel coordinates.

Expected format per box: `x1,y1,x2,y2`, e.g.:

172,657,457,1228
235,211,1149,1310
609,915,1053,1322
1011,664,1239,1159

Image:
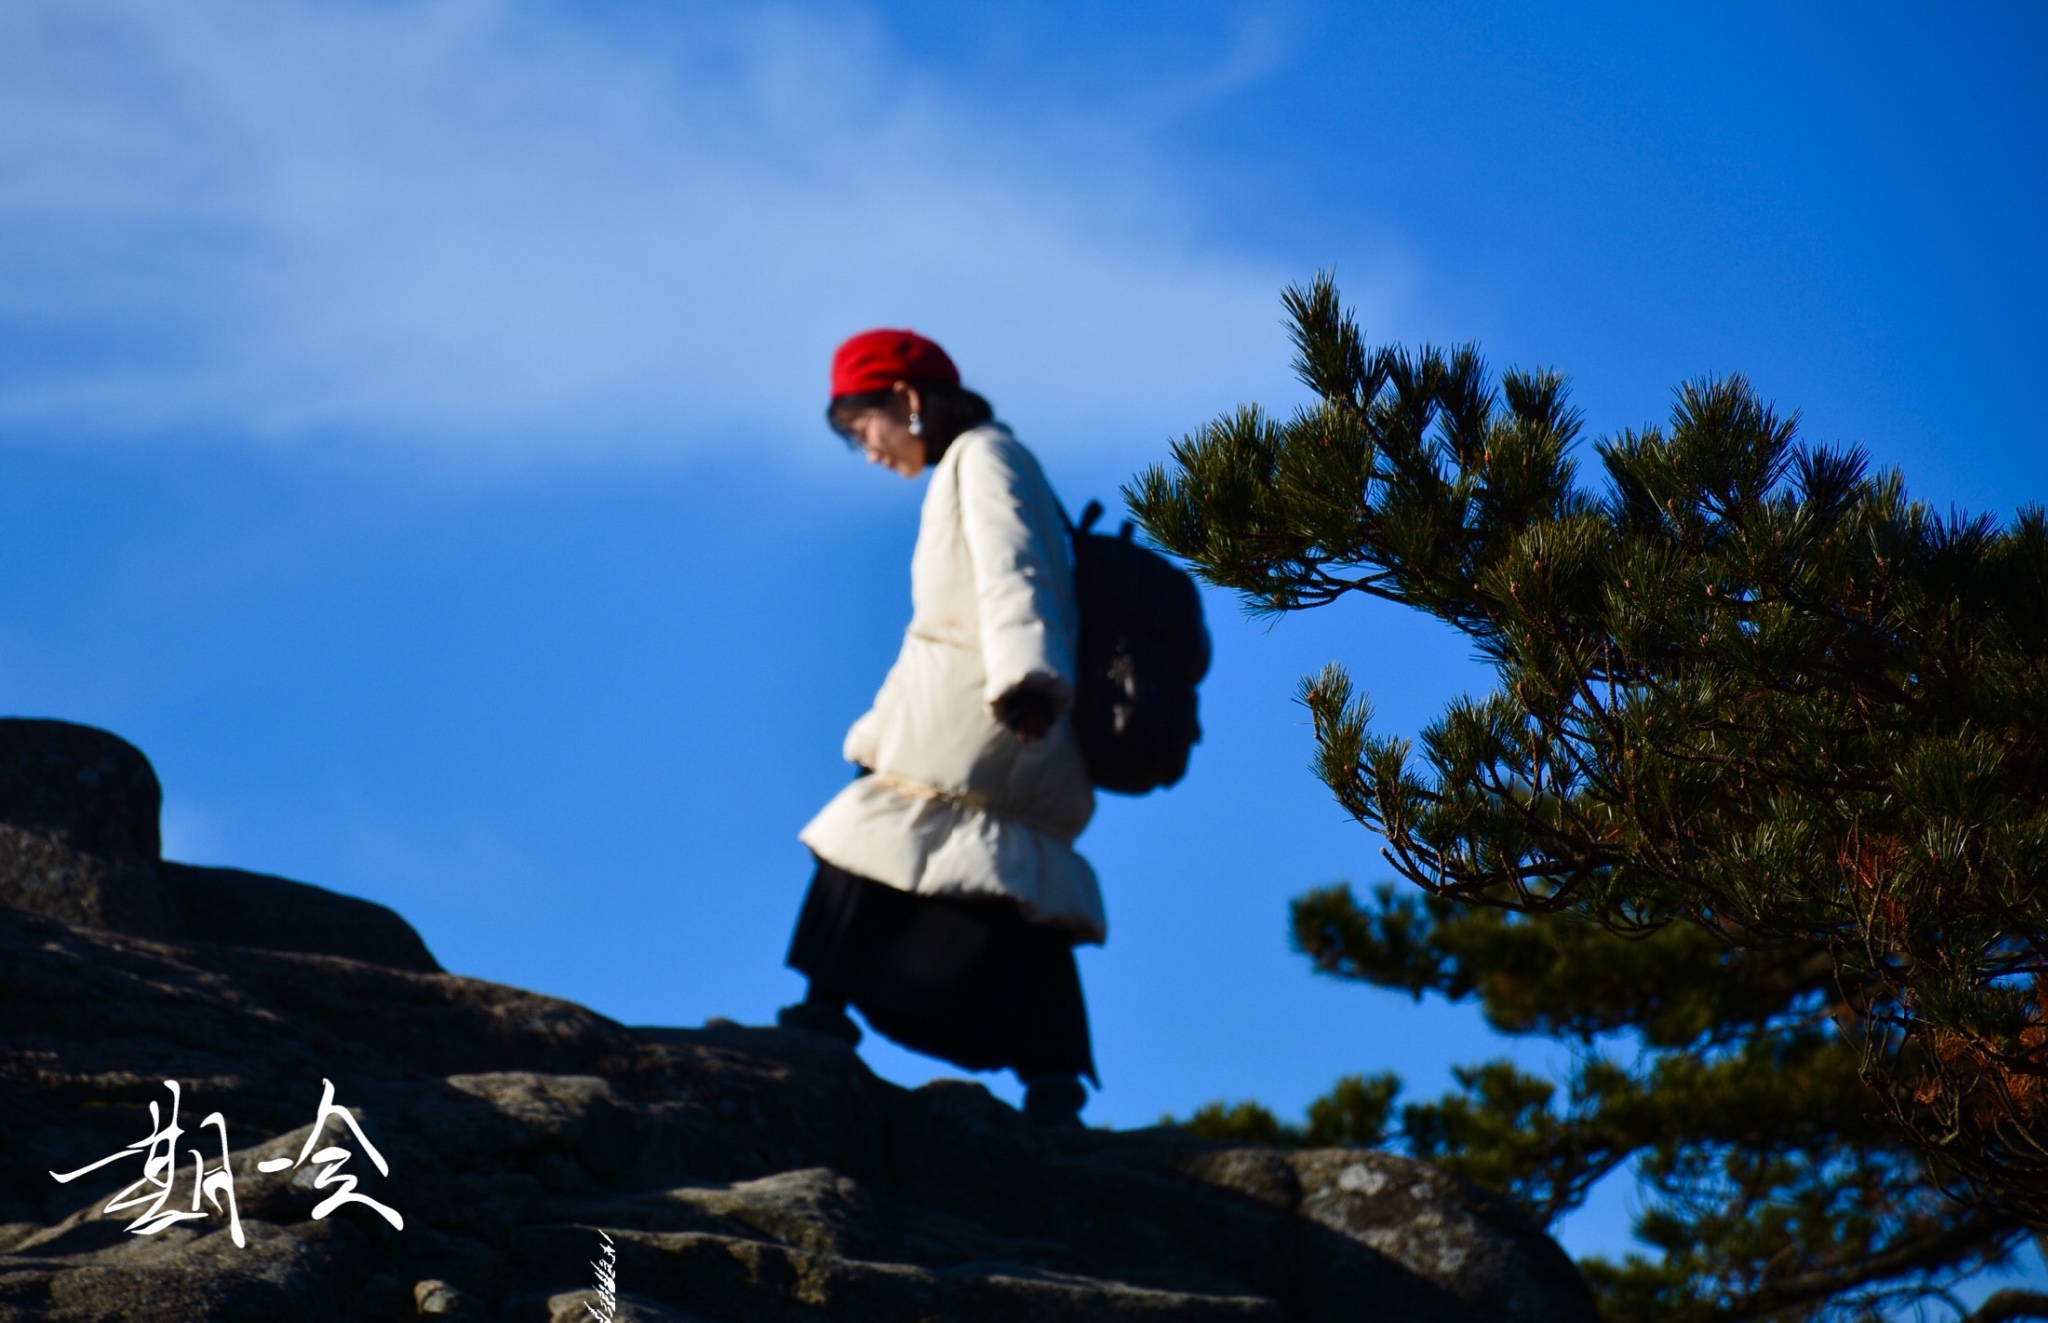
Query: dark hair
827,380,995,464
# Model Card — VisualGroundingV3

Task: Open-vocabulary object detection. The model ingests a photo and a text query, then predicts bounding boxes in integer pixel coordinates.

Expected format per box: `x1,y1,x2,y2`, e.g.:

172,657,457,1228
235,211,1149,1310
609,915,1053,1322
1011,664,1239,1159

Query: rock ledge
0,721,1596,1322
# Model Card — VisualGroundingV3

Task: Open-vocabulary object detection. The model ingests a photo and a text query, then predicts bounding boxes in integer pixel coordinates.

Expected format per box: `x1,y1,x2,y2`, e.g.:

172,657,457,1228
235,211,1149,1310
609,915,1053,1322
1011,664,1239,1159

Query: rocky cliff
0,720,1598,1322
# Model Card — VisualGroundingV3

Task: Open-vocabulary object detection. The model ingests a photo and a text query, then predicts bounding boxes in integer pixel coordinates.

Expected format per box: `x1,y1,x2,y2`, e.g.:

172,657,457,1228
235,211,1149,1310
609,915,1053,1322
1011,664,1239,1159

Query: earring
908,411,924,437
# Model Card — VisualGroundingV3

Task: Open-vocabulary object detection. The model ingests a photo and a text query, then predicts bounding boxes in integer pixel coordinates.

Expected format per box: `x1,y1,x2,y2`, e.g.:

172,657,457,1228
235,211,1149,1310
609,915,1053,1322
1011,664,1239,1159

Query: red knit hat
830,329,960,399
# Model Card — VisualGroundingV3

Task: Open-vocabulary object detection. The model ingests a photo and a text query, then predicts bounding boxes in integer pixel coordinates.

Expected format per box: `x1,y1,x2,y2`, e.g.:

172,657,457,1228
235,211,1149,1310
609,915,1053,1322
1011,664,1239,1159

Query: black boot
1023,1074,1086,1129
776,990,862,1046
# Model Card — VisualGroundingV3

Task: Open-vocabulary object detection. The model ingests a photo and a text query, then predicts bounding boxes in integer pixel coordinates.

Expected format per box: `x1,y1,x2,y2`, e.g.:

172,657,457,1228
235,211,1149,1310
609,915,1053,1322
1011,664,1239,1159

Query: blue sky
4,0,2044,1281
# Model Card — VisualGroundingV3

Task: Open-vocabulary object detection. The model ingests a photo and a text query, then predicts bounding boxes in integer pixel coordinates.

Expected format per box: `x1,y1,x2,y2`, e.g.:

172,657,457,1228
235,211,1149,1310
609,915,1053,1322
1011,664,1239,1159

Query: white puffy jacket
799,423,1106,943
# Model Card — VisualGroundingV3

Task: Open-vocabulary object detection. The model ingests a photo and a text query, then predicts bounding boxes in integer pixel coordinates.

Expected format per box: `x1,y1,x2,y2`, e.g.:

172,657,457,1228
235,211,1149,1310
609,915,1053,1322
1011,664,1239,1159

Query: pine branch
1132,276,2048,1222
1969,1289,2048,1322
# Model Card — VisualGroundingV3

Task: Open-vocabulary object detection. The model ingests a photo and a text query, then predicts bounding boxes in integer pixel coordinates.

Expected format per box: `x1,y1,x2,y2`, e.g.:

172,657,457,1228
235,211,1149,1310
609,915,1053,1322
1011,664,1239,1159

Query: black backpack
1063,500,1211,794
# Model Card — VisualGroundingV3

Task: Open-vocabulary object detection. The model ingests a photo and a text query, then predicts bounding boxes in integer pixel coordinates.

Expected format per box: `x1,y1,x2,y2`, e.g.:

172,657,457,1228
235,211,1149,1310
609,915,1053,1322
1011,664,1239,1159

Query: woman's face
837,383,927,478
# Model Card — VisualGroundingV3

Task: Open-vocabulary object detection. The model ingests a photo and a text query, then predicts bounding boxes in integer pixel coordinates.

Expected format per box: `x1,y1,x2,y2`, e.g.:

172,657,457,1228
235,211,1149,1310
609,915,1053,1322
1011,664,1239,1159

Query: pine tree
1181,887,2037,1318
1133,276,2048,1317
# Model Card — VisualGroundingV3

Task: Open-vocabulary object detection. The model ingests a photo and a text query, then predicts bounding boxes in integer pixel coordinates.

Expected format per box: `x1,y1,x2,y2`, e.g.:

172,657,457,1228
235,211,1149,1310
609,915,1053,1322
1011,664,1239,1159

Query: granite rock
0,719,439,973
0,724,1598,1322
0,719,162,860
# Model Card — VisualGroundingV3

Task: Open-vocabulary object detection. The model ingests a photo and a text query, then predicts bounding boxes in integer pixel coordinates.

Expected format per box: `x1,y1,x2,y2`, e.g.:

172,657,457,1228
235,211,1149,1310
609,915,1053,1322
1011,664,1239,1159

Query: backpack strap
1055,498,1104,536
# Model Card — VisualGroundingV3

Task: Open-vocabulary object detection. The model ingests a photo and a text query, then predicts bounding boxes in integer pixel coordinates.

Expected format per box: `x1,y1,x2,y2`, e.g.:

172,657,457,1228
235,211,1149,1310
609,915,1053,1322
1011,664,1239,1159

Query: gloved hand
993,687,1056,743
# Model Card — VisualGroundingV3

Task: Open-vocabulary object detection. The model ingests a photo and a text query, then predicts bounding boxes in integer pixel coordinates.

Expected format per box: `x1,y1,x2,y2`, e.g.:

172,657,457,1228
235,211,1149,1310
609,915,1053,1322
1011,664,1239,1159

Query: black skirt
785,856,1097,1085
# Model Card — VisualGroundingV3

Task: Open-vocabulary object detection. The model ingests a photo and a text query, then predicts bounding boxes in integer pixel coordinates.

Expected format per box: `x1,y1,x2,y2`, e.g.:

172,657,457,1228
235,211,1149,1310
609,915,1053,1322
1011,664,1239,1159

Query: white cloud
0,0,1415,464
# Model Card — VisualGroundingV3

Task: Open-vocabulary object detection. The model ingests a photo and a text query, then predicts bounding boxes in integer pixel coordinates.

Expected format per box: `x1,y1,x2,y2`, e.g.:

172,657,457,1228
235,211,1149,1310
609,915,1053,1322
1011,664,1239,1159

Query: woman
778,328,1104,1129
